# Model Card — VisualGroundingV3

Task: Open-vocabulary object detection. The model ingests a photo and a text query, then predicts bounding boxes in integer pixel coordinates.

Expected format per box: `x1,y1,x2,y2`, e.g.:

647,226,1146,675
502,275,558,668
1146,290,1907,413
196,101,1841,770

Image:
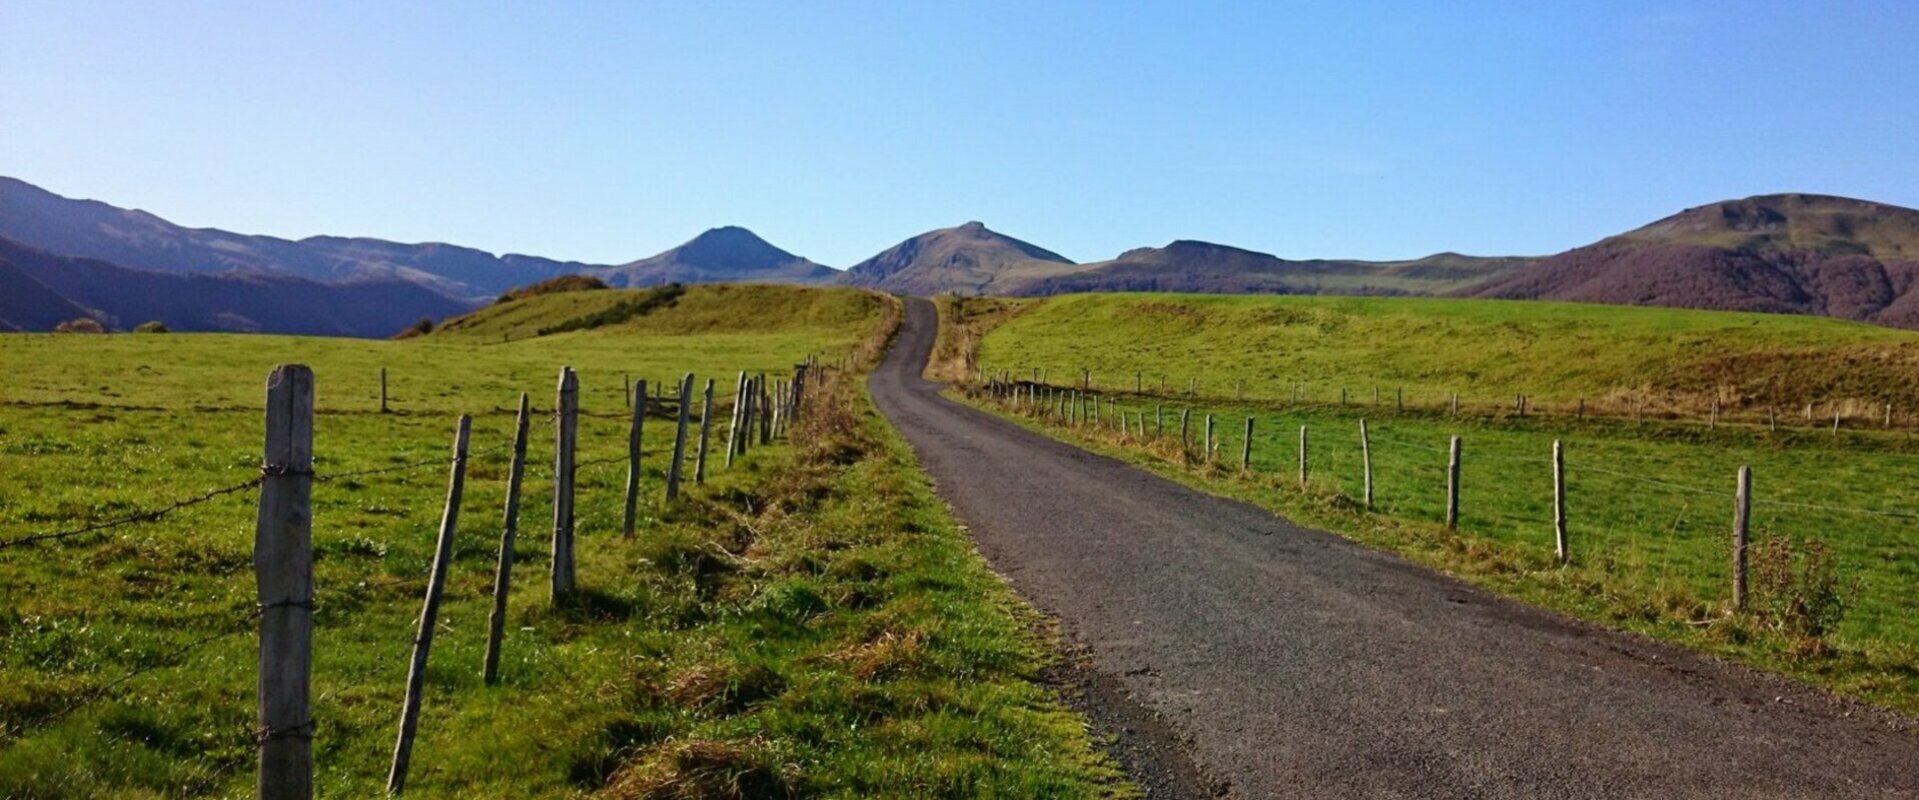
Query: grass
0,284,1125,798
976,292,1919,418
957,293,1919,715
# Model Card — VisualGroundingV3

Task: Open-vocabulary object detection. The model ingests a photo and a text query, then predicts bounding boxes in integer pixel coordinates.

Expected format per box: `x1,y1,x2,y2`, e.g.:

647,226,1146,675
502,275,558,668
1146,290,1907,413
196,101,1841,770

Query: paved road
868,297,1919,799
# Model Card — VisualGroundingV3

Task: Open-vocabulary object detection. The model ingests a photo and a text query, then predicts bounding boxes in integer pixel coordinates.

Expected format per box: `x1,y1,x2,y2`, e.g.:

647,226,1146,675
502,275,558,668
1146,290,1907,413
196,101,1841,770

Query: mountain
593,226,837,288
0,176,593,300
1008,240,1527,297
0,236,471,336
839,222,1078,295
1460,194,1919,329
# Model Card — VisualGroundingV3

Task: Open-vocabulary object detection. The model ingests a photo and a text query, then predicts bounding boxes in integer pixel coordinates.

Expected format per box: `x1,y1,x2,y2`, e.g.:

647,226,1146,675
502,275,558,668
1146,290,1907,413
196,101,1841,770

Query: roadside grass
0,285,1125,797
978,292,1919,418
959,390,1919,716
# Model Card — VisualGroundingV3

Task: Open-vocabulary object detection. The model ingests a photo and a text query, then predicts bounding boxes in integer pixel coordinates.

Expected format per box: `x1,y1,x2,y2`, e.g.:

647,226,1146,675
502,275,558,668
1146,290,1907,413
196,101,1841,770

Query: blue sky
3,1,1916,267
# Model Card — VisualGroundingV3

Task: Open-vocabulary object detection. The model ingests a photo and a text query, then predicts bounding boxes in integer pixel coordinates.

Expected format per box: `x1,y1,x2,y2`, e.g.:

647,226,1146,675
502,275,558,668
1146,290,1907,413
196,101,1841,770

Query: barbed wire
0,476,264,550
12,605,259,736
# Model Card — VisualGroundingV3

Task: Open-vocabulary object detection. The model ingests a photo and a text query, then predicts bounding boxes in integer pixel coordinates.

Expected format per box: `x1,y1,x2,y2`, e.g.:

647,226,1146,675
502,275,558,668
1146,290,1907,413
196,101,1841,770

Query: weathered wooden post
1833,408,1842,436
622,379,646,537
550,367,579,601
1298,425,1309,489
1136,370,1143,393
1552,439,1567,564
1237,380,1244,401
1733,465,1751,611
1577,398,1585,420
1156,404,1164,437
1446,435,1461,531
380,367,389,413
258,365,314,800
483,393,531,686
1203,414,1214,461
624,373,631,408
1359,418,1373,511
725,371,746,467
759,376,773,445
1768,406,1778,432
666,374,693,501
1886,403,1894,429
1179,409,1191,453
1450,392,1459,419
695,378,716,484
1340,388,1347,407
1710,400,1719,429
1241,417,1255,471
1396,387,1403,414
387,414,471,795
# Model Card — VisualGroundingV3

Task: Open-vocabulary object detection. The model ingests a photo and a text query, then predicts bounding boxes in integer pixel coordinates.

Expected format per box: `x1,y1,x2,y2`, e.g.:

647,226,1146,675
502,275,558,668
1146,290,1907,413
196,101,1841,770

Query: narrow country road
868,297,1919,799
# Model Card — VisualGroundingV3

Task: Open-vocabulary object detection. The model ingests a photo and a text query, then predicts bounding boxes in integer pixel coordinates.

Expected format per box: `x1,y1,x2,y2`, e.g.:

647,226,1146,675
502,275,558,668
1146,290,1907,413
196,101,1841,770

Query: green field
0,285,1122,798
978,293,1919,420
962,293,1919,714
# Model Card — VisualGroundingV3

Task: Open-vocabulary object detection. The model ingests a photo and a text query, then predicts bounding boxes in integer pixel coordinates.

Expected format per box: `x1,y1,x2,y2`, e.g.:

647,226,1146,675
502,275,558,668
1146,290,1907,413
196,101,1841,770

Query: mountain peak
839,223,1075,295
955,221,990,234
599,226,834,288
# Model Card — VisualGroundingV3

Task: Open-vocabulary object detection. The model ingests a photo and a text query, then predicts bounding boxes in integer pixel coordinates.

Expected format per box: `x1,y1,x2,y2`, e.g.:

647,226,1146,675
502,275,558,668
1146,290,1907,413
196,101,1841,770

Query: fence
0,357,827,797
970,376,1919,660
981,367,1919,437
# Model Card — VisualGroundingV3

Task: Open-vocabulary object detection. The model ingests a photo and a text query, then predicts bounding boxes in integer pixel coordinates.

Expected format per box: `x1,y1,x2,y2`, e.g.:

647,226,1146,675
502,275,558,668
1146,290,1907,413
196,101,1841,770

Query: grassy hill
1012,242,1527,297
976,292,1919,416
0,284,1122,797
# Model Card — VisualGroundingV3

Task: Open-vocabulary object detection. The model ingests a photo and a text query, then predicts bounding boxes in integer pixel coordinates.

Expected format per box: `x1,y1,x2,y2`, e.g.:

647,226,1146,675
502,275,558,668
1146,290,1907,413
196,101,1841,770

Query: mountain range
8,175,1919,334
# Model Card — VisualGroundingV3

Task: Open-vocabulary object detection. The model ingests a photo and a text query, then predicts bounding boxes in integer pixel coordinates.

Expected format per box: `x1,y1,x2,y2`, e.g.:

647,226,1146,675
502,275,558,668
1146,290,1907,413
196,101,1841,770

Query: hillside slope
435,281,885,342
592,226,837,288
974,292,1919,412
0,176,595,300
0,236,471,336
839,222,1079,295
1011,240,1526,296
1463,194,1919,329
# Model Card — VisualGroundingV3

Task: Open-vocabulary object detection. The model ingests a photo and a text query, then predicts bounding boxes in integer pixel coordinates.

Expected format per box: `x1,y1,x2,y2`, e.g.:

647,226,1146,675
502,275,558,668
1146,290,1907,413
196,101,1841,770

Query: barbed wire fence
0,356,827,797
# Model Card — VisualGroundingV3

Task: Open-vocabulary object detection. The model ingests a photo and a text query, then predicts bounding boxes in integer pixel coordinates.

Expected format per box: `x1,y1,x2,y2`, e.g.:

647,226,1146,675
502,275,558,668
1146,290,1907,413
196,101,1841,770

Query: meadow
0,284,1122,798
959,292,1919,714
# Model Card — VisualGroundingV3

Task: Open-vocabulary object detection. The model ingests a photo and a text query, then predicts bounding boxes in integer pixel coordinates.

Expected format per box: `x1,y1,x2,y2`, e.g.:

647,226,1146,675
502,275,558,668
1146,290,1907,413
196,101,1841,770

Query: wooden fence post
1710,400,1719,429
1340,388,1347,407
1833,408,1841,436
1768,406,1777,432
1359,418,1373,510
1451,392,1459,419
1136,370,1142,393
1237,380,1244,401
695,378,716,484
380,367,389,413
1179,409,1191,453
1241,417,1254,471
1298,425,1309,489
483,393,530,686
1733,465,1751,610
1552,439,1567,565
624,373,631,408
667,374,693,501
1396,387,1403,414
622,379,646,536
725,371,746,467
1155,404,1164,437
759,375,773,445
387,415,470,795
1446,435,1461,531
1204,414,1214,461
1577,398,1585,420
1886,403,1894,429
258,365,314,800
550,367,578,601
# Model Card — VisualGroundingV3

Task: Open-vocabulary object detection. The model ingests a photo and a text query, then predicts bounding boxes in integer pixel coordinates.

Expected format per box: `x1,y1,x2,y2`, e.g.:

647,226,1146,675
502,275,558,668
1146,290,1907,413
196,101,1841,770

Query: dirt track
868,296,1919,799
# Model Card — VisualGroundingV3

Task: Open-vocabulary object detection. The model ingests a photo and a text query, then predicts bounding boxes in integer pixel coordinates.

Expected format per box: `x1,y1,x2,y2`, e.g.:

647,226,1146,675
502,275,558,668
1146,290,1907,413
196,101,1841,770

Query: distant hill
593,226,837,288
0,236,472,336
839,222,1079,295
1009,240,1527,296
0,176,595,301
1461,194,1919,329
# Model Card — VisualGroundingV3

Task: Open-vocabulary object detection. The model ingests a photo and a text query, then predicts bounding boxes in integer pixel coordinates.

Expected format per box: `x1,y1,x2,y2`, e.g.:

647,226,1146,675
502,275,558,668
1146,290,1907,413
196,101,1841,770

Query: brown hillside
1011,241,1526,296
839,222,1078,296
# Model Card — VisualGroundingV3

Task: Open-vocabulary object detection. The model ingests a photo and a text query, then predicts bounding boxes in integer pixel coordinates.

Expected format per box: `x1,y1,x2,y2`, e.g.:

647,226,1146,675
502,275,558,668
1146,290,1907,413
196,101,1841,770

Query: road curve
868,297,1918,799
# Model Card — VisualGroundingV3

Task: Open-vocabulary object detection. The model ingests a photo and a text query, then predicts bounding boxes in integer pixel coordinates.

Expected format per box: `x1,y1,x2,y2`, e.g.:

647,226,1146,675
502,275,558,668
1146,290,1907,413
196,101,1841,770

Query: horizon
4,2,1917,265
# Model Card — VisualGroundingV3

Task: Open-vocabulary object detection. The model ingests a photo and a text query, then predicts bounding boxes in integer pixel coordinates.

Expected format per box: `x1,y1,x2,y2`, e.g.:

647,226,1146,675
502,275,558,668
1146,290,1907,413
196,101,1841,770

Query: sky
3,1,1917,268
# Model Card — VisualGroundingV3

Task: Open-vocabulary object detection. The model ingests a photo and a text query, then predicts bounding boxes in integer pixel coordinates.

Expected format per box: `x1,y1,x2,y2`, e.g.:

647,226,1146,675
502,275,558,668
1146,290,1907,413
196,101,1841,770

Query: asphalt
867,296,1919,799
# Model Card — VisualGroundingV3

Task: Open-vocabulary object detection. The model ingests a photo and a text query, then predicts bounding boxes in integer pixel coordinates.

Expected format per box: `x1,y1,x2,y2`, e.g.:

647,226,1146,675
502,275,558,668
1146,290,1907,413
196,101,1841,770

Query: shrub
496,274,609,304
537,283,685,336
52,317,105,333
133,320,168,334
1750,535,1858,656
392,317,436,340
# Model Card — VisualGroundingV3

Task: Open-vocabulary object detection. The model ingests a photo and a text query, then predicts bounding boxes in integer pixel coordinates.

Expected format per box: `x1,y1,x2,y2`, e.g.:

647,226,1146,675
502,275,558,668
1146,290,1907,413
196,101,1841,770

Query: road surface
868,296,1919,799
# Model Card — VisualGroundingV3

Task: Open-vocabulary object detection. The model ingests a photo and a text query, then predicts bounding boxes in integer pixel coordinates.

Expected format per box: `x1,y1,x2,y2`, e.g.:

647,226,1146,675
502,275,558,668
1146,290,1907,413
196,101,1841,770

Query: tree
53,317,105,333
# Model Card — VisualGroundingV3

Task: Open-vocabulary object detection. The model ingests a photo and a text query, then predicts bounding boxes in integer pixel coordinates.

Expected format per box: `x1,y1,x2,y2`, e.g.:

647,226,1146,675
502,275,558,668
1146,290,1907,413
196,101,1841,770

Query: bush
392,318,436,340
537,283,685,336
1750,535,1857,656
496,274,609,304
53,317,105,333
133,320,168,334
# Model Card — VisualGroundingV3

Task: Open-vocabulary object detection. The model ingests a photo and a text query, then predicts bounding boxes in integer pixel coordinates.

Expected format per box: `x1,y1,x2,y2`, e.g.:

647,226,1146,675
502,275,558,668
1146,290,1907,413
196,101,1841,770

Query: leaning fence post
258,364,314,800
387,415,470,795
622,379,646,536
695,378,716,483
1298,425,1310,488
1179,409,1191,453
667,374,693,501
483,393,530,686
551,367,578,601
1733,465,1751,610
1446,435,1461,531
1359,418,1374,510
1241,417,1255,471
1552,439,1567,565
